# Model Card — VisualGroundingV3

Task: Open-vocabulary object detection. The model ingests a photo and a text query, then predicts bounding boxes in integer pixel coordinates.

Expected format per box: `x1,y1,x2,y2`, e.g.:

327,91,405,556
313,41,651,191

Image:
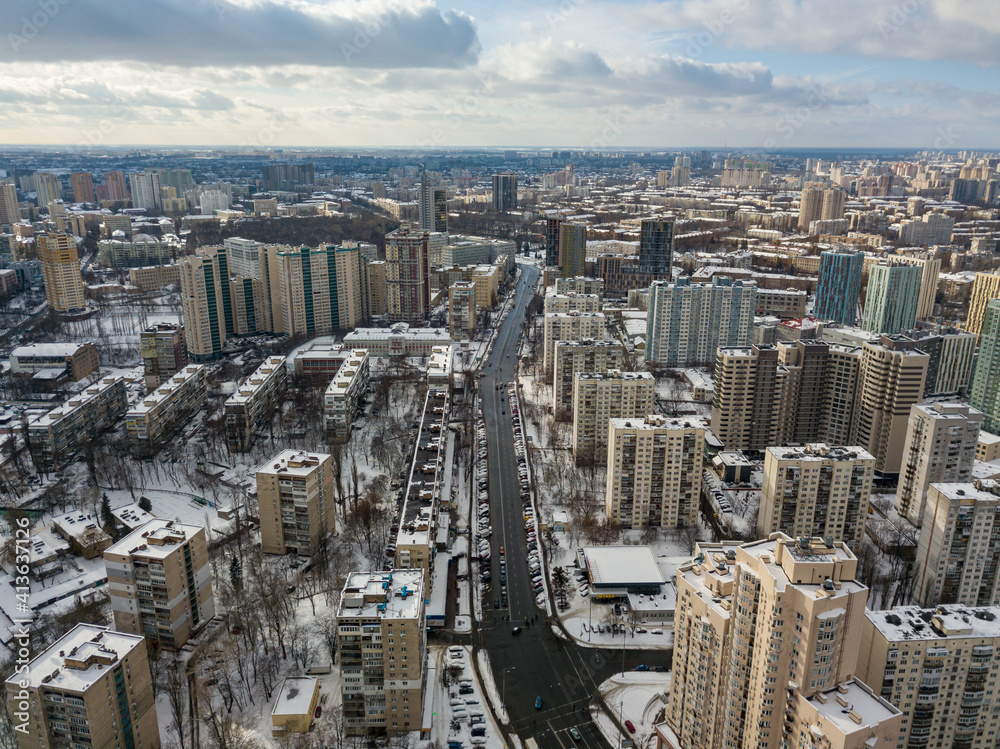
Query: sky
0,0,997,149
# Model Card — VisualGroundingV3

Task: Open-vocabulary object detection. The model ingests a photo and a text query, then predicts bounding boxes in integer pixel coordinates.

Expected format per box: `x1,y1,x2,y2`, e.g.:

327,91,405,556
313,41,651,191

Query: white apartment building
571,370,655,462
324,349,370,443
661,534,902,749
914,483,1000,607
759,444,875,550
337,570,425,735
224,356,288,453
859,604,1000,749
896,402,983,527
605,415,705,528
542,311,606,374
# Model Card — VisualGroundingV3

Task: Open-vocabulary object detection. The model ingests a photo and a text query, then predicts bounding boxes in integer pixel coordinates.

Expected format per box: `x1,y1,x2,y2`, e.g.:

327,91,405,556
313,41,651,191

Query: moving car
534,696,542,709
569,727,582,741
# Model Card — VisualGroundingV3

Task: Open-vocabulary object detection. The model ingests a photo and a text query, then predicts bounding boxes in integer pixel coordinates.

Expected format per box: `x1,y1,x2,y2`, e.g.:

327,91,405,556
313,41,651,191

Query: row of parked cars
508,384,546,608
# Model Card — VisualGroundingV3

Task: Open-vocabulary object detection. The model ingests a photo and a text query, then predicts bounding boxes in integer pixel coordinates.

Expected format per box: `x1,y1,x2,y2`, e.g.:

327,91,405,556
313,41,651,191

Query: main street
475,262,666,749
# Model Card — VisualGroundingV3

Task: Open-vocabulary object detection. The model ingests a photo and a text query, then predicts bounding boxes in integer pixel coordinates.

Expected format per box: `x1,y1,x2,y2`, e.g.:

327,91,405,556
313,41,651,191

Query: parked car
625,720,635,733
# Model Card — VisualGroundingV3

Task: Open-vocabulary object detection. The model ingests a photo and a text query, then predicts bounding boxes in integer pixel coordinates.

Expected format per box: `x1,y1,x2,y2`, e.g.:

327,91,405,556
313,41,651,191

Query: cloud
0,0,480,69
632,0,1000,66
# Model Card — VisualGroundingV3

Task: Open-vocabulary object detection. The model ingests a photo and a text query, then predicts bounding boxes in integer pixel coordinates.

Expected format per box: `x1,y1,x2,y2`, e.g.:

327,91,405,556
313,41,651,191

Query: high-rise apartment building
273,243,368,337
179,246,229,361
139,322,187,389
898,212,954,245
386,225,430,323
638,218,674,275
33,171,61,207
661,534,902,749
262,163,314,190
758,444,875,550
571,370,655,462
605,415,704,528
5,624,160,749
814,249,863,325
966,272,1000,340
711,345,783,451
491,173,517,212
905,324,976,397
257,450,335,555
129,172,161,212
103,170,129,201
0,182,18,226
646,277,757,367
552,339,625,418
859,604,1000,749
555,276,604,296
543,291,601,315
853,337,929,475
914,483,1000,607
797,184,846,231
545,214,563,266
70,172,95,203
418,168,447,233
223,236,263,278
897,402,983,527
558,222,587,278
337,570,425,735
862,261,923,335
542,312,606,374
105,518,214,649
891,252,941,320
37,232,85,312
368,260,388,316
971,298,1000,434
447,281,477,337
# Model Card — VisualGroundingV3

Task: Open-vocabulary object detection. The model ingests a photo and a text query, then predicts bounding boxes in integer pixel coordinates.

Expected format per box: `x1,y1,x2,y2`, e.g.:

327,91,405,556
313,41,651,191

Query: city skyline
0,0,997,149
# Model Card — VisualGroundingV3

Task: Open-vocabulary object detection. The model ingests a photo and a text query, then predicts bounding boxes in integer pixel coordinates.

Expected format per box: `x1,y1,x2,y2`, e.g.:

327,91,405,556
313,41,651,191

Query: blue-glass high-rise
814,249,863,325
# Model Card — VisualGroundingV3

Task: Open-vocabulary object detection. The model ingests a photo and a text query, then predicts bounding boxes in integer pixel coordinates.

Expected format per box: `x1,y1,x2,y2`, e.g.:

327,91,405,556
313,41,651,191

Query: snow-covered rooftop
584,546,664,588
867,604,1000,642
104,518,202,560
8,624,145,691
271,677,318,717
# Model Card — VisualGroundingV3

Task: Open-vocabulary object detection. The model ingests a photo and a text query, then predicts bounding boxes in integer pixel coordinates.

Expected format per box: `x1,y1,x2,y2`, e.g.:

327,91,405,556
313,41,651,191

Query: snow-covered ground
428,645,506,749
594,672,671,749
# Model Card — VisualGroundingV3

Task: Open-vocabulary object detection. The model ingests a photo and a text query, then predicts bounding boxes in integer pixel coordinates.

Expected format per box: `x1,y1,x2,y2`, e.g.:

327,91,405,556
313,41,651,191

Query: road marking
548,722,571,749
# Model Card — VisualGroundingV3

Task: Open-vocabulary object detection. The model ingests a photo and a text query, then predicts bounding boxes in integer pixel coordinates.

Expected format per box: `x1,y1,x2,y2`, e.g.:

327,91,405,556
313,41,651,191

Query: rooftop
804,680,901,739
11,342,90,359
7,623,145,692
610,415,705,432
584,546,665,587
256,450,330,478
337,569,425,620
128,365,205,414
105,518,203,560
766,444,875,463
111,503,156,530
271,677,319,717
930,482,997,503
52,510,106,542
868,604,1000,642
226,356,286,404
344,323,450,342
576,370,654,382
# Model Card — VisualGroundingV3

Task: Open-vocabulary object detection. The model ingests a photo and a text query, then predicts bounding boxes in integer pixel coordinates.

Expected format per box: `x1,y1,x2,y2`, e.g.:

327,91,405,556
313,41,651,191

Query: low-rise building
126,364,207,451
128,263,182,291
271,677,320,737
343,323,451,357
104,519,214,650
4,624,160,749
27,377,128,470
337,570,426,735
755,287,808,319
979,430,1000,462
224,356,287,453
52,509,111,559
324,349,370,442
288,341,347,384
10,342,99,381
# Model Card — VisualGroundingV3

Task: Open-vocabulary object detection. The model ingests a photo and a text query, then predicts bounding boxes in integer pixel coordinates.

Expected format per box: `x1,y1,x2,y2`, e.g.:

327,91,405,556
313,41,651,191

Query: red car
315,706,322,719
624,720,636,734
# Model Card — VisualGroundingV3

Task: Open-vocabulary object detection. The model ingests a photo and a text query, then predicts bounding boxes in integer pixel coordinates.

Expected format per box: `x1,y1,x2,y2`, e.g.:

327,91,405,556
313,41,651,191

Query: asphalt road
475,264,665,749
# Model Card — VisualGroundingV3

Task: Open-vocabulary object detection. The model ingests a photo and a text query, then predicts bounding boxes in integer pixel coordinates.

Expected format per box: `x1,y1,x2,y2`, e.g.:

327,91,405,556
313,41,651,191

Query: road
475,263,664,749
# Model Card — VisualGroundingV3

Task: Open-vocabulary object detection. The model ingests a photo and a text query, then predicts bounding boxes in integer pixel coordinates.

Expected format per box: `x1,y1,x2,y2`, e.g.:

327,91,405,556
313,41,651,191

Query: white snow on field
476,649,509,726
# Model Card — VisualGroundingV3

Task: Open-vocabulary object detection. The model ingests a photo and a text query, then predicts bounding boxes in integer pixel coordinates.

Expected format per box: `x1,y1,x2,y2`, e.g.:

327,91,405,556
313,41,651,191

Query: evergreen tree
100,493,114,533
138,496,152,513
229,555,243,591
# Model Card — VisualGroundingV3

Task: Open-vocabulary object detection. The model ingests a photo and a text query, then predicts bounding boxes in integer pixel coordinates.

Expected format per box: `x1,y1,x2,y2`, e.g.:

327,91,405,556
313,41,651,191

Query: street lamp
619,697,625,749
502,666,515,722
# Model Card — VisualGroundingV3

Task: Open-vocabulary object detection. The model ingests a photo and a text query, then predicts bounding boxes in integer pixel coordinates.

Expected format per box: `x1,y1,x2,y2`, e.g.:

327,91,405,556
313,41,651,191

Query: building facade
966,272,1000,339
324,349,370,443
179,246,230,361
862,262,923,335
125,364,207,451
386,225,430,323
552,339,626,418
970,299,1000,434
896,402,983,527
224,356,288,453
814,249,863,325
38,233,85,312
558,222,588,278
139,322,187,389
257,450,336,555
542,312,606,374
605,415,704,528
571,370,655,462
104,519,214,649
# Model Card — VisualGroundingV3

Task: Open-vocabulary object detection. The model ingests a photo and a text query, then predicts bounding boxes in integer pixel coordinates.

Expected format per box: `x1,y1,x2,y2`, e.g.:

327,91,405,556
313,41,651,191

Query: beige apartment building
605,415,704,529
447,281,477,337
139,322,188,388
661,534,902,749
552,339,626,419
896,402,983,527
5,624,160,749
38,232,85,312
543,291,601,314
759,444,875,550
368,260,388,316
324,349,370,442
257,450,335,555
966,271,1000,339
755,287,808,319
179,246,229,361
543,311,606,374
125,364,207,451
9,342,99,382
337,570,425,735
571,370,655,463
129,263,182,292
224,355,288,453
914,483,1000,607
104,519,214,650
711,345,783,451
859,604,1000,749
555,276,604,296
27,377,128,471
